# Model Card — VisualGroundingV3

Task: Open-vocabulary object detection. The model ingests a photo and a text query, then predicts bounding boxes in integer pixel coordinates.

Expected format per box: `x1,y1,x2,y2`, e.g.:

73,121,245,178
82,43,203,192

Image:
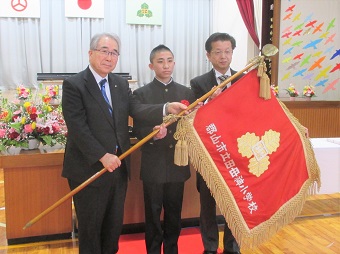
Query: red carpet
119,227,205,253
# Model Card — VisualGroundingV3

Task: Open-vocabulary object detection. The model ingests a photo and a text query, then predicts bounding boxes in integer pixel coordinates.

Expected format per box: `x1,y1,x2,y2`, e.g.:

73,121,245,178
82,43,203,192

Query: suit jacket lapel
108,75,119,129
209,69,218,88
84,69,115,128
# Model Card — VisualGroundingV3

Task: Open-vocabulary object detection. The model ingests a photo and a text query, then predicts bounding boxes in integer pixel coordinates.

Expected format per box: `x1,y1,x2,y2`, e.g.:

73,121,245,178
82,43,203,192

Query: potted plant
302,85,316,101
285,84,299,101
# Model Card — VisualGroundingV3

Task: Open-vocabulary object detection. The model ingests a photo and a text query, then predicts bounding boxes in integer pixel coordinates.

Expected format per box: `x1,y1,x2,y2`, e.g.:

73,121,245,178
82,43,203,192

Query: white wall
0,0,260,90
278,0,340,100
212,0,260,72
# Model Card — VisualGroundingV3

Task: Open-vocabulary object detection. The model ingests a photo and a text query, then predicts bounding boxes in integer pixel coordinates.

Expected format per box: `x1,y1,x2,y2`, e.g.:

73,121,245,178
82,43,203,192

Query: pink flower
52,123,60,133
24,124,33,134
17,86,31,99
0,129,6,138
13,109,22,115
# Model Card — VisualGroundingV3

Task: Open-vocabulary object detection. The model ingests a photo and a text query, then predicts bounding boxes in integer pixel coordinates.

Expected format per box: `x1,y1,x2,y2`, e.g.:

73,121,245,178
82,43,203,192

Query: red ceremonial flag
174,69,320,248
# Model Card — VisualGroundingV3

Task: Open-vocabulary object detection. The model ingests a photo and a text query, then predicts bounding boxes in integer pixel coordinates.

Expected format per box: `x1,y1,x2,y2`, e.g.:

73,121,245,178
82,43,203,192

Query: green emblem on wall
137,3,153,18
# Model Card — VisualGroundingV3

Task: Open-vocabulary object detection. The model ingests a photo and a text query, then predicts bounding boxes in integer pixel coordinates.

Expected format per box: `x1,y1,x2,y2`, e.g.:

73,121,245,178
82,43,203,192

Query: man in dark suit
190,33,244,254
62,33,188,254
133,45,195,254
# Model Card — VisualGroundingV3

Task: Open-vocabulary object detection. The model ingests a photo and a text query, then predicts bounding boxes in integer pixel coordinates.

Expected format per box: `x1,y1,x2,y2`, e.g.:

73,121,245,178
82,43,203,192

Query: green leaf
10,122,22,132
42,135,53,146
146,11,152,18
141,3,149,9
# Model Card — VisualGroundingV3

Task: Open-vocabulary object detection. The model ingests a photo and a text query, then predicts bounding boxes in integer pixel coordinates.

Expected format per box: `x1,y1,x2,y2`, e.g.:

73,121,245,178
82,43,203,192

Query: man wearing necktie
99,78,113,115
62,33,188,254
190,33,245,254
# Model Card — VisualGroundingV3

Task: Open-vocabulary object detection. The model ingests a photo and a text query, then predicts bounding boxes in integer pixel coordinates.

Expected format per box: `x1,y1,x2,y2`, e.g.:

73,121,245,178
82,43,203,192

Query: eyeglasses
211,50,233,56
94,48,120,57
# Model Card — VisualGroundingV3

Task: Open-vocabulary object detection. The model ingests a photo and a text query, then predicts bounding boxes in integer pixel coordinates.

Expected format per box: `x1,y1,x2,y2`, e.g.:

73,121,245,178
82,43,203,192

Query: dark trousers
69,167,128,254
143,181,185,254
197,173,240,253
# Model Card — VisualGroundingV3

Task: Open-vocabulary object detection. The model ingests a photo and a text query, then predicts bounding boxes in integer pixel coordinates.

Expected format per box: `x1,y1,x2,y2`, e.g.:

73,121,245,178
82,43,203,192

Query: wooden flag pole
23,54,266,230
23,128,159,229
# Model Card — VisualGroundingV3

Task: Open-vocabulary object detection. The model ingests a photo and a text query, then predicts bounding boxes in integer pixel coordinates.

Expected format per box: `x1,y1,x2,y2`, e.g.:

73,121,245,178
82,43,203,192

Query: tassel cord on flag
23,51,271,230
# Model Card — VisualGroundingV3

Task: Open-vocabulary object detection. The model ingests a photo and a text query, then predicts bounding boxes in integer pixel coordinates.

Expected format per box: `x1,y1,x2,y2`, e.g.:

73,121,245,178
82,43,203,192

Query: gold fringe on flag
174,107,320,249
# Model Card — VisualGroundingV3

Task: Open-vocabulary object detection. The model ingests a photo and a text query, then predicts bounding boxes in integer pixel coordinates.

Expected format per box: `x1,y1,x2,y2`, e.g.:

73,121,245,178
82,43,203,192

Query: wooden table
310,138,340,194
0,150,72,244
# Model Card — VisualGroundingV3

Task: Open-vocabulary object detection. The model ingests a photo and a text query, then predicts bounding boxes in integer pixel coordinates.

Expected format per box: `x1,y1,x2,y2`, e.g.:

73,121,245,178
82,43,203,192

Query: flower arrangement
43,85,59,100
35,103,67,146
17,85,31,100
303,85,316,97
41,84,60,104
285,84,299,97
270,84,279,97
0,99,36,151
0,87,67,154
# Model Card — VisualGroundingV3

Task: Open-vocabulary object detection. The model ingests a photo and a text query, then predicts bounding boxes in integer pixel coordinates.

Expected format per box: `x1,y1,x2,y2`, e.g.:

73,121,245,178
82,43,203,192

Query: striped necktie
99,79,113,115
218,75,230,91
218,75,229,82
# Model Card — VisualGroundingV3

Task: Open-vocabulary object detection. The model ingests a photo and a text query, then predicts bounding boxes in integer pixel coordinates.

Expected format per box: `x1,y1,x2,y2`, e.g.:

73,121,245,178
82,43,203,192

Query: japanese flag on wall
126,0,162,25
0,0,40,18
65,0,104,18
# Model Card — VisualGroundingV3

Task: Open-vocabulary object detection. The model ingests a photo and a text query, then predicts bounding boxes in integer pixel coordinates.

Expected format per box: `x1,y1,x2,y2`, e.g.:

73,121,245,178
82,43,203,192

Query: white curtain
0,0,211,90
253,0,262,49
